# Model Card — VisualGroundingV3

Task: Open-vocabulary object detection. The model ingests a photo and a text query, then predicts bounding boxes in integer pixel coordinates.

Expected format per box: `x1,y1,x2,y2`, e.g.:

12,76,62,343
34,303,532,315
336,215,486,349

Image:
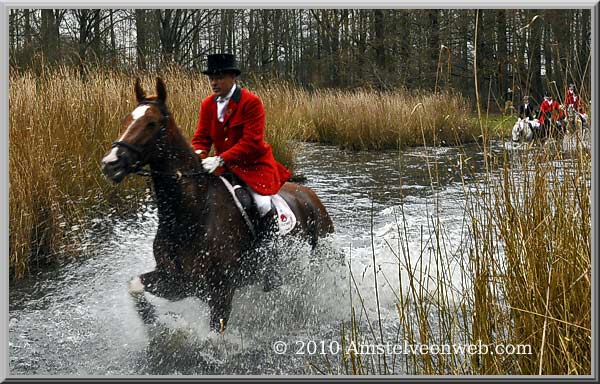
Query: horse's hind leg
263,236,283,292
206,276,236,333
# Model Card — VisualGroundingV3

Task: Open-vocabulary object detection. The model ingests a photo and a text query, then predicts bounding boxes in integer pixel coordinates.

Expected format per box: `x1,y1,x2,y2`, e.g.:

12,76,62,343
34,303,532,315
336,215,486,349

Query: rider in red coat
191,53,291,198
192,53,290,292
538,91,564,127
565,83,586,114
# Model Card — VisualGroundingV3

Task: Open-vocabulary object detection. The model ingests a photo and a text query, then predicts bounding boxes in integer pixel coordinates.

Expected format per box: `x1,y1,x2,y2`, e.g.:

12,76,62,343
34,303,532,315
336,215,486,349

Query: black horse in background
101,78,334,332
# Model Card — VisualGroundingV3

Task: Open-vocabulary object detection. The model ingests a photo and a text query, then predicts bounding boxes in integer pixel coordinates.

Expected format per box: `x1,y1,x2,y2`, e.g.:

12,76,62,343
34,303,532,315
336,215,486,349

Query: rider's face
208,73,236,98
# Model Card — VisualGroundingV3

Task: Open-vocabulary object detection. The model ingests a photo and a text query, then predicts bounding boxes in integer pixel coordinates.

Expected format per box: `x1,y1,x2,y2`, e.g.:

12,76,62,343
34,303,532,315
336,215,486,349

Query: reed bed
318,139,591,375
10,68,140,278
301,88,478,150
485,146,591,374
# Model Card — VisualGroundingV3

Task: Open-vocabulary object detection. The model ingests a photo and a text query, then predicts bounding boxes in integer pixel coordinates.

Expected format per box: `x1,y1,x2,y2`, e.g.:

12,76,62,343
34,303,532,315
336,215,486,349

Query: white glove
202,156,224,173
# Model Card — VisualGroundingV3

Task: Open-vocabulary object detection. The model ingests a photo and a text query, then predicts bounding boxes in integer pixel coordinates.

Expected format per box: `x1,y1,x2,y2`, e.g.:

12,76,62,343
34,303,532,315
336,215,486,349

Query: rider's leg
248,189,282,291
249,189,273,217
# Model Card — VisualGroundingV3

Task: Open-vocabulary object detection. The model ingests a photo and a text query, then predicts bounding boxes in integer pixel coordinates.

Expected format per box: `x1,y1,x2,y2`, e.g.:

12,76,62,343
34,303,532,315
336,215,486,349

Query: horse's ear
156,77,167,104
134,78,145,103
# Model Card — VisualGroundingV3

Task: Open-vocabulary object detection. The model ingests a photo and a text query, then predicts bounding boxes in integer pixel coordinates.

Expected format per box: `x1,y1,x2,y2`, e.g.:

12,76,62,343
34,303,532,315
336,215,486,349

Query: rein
134,168,205,180
112,99,206,180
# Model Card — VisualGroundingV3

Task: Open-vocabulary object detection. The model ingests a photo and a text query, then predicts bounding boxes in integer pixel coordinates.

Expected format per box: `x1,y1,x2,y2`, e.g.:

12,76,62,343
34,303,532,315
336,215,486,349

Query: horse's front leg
129,269,190,325
129,271,160,325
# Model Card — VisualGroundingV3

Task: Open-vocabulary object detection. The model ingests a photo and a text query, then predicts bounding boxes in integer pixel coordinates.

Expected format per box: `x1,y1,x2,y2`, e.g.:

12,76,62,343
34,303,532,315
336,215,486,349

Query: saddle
219,173,296,239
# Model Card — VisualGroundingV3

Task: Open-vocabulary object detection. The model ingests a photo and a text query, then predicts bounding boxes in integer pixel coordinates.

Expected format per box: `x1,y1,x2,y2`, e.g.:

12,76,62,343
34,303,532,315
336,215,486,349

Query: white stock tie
217,97,230,122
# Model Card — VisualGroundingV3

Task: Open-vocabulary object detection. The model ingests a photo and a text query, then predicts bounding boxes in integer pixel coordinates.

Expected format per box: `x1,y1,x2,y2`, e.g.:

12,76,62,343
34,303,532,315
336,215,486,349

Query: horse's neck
150,119,208,226
150,119,200,174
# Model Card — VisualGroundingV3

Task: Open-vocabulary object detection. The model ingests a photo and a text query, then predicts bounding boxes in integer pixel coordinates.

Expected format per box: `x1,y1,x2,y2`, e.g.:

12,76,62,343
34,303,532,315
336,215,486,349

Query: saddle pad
272,194,297,236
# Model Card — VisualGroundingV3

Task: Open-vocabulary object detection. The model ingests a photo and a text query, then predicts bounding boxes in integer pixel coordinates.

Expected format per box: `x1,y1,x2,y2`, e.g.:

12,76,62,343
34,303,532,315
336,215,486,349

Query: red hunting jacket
538,98,563,126
565,89,586,114
191,86,291,195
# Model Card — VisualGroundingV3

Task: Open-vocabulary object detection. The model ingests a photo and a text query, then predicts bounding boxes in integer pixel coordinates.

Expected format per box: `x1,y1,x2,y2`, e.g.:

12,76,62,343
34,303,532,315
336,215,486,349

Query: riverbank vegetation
319,140,591,375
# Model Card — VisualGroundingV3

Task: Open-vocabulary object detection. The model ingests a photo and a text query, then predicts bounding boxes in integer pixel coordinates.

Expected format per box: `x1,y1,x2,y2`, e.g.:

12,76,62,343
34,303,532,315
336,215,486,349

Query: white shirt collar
217,84,237,103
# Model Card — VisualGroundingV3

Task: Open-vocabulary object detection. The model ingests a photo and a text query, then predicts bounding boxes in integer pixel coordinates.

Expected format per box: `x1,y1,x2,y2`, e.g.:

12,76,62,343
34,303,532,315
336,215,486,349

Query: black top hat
202,53,241,76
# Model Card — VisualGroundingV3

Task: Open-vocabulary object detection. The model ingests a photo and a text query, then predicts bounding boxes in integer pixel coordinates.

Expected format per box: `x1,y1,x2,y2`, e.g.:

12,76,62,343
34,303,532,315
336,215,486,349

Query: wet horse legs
129,270,190,325
206,274,236,332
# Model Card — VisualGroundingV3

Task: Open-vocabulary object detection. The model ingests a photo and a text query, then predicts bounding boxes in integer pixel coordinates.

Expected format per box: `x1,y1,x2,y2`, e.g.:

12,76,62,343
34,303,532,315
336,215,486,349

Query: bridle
111,100,205,179
112,99,170,156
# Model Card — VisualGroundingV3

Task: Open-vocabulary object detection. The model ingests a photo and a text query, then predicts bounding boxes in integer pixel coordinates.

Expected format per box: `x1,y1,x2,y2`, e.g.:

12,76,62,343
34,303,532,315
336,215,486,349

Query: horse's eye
147,122,157,129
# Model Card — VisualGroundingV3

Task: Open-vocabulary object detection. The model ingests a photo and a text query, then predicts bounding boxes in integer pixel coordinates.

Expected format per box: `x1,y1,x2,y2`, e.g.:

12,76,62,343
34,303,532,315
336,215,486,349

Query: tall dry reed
10,68,142,277
320,140,591,375
8,67,303,278
487,146,590,374
302,88,478,150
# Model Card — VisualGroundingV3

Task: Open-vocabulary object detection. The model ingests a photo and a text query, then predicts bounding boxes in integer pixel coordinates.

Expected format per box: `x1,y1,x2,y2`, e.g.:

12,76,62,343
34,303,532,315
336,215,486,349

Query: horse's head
512,119,524,142
102,77,170,183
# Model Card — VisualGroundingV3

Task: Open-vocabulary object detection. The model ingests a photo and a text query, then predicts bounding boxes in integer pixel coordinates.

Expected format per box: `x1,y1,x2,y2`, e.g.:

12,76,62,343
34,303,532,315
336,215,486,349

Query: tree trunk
429,9,440,90
91,10,102,63
543,23,553,95
135,10,148,70
496,10,508,98
373,10,385,73
78,10,90,75
41,9,60,64
529,10,543,100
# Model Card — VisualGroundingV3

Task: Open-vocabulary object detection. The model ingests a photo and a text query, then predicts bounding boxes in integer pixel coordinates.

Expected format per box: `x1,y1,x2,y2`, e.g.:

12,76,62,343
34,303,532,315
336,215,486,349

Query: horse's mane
145,95,199,159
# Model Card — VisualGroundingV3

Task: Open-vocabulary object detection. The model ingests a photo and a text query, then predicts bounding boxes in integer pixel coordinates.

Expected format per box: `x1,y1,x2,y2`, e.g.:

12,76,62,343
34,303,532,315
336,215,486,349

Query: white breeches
249,189,273,217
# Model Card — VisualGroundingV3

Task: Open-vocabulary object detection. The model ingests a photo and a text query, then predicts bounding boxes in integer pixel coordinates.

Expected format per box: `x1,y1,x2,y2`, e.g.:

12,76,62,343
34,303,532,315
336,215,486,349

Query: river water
8,140,520,375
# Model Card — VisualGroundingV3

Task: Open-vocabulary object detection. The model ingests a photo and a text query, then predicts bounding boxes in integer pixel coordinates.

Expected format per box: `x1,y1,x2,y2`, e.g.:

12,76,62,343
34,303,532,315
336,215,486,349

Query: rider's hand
195,149,208,160
202,156,225,173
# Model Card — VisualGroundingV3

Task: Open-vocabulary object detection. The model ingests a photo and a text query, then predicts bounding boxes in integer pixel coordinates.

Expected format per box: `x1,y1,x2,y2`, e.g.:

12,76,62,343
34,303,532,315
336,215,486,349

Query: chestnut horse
101,78,334,332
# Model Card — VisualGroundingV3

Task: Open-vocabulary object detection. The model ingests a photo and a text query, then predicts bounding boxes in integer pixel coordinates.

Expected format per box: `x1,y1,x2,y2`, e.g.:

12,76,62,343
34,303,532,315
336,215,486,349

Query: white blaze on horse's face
131,105,150,120
119,105,151,142
103,147,120,163
104,105,152,162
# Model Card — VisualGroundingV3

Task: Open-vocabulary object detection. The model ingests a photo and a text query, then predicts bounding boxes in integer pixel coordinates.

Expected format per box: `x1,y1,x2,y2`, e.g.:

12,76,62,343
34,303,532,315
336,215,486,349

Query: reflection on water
10,141,505,375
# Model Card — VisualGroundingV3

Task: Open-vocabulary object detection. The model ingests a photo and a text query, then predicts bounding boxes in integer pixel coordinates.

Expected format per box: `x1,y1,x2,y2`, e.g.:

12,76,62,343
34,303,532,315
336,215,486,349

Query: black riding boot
259,208,283,292
257,207,279,240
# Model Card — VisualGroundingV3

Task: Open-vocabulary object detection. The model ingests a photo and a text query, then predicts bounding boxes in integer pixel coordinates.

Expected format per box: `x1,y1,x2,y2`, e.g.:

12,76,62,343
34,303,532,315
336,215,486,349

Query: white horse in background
565,104,588,133
562,105,591,153
512,117,541,143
